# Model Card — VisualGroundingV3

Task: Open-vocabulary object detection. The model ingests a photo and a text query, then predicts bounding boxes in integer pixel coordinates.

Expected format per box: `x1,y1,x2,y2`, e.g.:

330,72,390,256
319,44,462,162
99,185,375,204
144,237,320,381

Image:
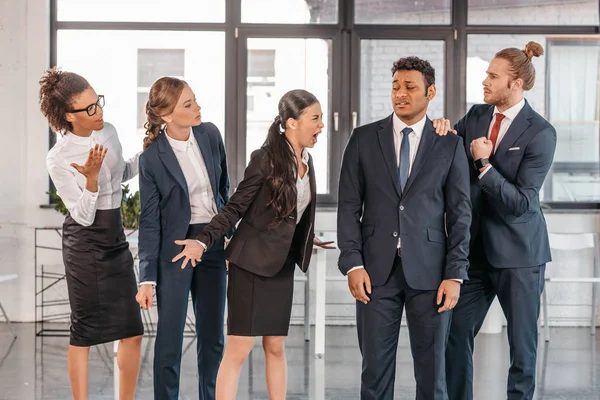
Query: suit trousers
357,254,452,400
153,224,227,400
446,241,546,400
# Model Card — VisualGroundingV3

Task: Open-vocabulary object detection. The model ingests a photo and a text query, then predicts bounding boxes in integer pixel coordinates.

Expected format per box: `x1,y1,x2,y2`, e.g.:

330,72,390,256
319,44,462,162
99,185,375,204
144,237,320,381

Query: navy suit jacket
337,115,472,290
138,122,230,283
455,101,557,269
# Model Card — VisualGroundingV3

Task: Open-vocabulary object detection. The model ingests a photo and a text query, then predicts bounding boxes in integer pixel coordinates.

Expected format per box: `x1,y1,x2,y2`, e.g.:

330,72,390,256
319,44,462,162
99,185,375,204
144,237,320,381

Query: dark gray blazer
337,115,472,290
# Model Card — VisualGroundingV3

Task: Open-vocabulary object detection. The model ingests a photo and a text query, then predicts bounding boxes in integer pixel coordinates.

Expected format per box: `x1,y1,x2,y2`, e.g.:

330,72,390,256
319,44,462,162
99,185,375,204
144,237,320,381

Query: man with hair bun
437,41,557,400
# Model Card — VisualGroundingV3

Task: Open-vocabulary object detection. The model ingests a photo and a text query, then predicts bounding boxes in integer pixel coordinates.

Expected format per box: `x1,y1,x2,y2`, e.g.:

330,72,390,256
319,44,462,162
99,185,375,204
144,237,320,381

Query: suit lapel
157,132,189,197
494,101,533,157
402,118,437,197
377,115,402,198
308,155,317,221
474,106,494,146
193,125,218,200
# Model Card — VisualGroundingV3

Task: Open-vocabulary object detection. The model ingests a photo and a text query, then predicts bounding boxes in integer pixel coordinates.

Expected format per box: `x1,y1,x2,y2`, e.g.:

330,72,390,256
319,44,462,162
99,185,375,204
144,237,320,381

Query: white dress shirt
349,114,462,283
295,148,312,223
46,122,140,227
478,97,526,179
165,128,217,224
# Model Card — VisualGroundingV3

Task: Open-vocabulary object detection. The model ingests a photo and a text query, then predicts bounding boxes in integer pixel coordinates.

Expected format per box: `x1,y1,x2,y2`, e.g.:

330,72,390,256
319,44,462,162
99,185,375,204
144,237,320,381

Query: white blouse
296,149,311,223
165,128,217,224
46,122,140,227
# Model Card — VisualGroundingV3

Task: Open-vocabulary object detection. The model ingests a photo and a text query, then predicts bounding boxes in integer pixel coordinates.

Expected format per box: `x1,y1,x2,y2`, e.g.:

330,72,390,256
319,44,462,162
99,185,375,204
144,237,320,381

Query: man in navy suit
442,42,557,400
337,56,472,400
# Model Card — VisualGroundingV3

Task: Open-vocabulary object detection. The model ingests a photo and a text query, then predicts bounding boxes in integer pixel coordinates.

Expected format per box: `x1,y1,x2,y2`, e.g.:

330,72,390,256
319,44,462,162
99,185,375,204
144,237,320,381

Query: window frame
48,0,600,209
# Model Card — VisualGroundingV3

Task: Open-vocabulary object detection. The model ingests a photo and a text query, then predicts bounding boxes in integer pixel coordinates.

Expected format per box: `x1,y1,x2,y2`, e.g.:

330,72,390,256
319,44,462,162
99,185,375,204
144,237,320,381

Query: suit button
399,205,404,211
393,232,398,237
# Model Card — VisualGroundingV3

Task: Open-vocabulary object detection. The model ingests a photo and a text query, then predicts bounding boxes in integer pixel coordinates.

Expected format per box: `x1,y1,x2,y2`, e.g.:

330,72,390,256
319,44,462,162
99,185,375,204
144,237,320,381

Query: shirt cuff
348,266,364,274
450,279,463,284
139,281,156,286
196,240,207,250
478,164,492,179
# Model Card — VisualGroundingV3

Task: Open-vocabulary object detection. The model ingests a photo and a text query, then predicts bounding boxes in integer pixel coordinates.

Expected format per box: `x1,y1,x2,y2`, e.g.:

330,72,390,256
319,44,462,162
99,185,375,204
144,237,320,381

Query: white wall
0,0,65,322
0,0,599,327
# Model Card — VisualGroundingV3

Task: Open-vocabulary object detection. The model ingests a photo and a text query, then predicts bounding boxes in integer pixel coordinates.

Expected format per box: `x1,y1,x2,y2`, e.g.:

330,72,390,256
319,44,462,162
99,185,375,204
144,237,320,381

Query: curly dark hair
39,67,90,134
391,56,435,94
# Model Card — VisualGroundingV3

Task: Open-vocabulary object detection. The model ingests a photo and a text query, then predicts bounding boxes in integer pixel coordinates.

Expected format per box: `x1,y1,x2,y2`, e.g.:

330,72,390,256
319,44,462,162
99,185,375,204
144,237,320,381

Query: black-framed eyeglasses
68,95,105,116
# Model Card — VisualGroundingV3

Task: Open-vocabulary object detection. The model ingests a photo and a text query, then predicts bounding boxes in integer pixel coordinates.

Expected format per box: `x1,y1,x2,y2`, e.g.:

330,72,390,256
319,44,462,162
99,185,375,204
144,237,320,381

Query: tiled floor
0,323,598,399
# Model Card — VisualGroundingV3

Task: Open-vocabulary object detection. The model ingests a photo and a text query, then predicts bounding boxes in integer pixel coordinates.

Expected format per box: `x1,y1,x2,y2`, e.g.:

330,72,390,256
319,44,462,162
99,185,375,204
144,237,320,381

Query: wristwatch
474,158,490,170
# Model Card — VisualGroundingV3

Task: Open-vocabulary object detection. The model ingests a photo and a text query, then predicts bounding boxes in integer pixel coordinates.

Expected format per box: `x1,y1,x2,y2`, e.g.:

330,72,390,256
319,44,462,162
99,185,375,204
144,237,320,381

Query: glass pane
355,0,451,25
468,0,599,25
242,0,338,24
360,40,446,124
548,39,600,202
57,0,225,22
57,30,226,193
468,34,600,203
245,38,332,195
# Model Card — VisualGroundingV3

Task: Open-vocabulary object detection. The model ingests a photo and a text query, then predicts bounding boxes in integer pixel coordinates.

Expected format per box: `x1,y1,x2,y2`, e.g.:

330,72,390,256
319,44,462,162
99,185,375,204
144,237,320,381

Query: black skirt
62,209,143,346
226,256,296,337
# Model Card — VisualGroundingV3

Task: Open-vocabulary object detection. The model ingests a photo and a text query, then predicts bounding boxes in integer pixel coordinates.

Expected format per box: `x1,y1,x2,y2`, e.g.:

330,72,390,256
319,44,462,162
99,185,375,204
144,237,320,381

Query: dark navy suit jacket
138,122,230,283
454,101,557,268
337,115,472,290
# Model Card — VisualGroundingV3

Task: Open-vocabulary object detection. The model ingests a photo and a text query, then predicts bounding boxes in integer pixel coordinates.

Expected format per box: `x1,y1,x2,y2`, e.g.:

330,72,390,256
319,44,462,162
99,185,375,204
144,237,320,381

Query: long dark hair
264,89,318,224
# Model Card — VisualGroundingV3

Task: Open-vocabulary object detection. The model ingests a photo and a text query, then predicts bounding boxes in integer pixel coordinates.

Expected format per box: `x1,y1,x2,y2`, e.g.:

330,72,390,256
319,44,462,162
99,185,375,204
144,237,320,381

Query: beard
485,83,514,108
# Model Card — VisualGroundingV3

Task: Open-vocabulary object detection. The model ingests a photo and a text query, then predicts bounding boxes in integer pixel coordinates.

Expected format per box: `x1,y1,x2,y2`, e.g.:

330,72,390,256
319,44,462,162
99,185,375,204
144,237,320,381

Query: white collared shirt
46,122,140,227
479,97,526,179
295,148,312,223
165,128,217,224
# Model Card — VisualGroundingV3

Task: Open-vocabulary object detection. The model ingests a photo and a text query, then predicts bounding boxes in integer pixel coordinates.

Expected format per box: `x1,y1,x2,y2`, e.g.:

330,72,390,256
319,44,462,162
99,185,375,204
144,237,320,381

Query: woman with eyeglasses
40,67,143,400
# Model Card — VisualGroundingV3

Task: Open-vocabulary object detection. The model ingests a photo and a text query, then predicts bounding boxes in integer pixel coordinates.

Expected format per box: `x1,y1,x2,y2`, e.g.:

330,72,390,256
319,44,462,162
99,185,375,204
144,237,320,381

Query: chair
542,232,600,341
0,273,18,338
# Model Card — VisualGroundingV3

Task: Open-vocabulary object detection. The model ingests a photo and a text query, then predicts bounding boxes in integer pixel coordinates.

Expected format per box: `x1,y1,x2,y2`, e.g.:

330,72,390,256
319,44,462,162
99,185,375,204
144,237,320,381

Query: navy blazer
455,101,557,269
138,122,230,283
337,115,472,290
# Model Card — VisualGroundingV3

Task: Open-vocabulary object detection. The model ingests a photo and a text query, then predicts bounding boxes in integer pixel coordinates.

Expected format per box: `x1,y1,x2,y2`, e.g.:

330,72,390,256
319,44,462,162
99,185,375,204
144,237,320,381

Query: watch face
474,158,488,169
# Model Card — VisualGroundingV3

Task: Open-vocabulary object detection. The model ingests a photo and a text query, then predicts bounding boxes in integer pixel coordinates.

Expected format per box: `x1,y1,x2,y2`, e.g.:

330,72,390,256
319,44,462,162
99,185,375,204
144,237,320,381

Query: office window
242,0,338,24
57,0,225,22
355,0,452,25
547,38,600,202
137,49,185,131
247,50,276,114
57,30,225,192
468,0,599,26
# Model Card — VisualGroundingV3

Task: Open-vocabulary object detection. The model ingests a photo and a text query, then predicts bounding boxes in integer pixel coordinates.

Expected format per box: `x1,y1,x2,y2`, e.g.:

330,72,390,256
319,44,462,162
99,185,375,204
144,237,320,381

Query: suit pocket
427,228,446,244
504,211,536,224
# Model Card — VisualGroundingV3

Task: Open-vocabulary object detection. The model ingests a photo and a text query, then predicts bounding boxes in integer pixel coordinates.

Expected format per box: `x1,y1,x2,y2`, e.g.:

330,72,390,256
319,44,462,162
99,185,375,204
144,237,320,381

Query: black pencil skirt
226,256,296,337
62,208,143,346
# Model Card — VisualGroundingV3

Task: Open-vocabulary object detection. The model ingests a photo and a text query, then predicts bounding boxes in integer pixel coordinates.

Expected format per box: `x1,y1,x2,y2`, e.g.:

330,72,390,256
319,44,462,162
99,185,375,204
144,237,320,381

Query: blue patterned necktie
398,127,412,192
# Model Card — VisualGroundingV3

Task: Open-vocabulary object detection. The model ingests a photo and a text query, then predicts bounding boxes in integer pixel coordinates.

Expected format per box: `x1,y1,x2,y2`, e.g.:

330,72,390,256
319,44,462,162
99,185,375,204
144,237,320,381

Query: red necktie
489,113,505,152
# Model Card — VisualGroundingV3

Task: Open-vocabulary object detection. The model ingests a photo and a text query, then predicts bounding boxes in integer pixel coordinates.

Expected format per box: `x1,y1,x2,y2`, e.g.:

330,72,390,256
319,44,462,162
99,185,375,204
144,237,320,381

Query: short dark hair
391,56,435,90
